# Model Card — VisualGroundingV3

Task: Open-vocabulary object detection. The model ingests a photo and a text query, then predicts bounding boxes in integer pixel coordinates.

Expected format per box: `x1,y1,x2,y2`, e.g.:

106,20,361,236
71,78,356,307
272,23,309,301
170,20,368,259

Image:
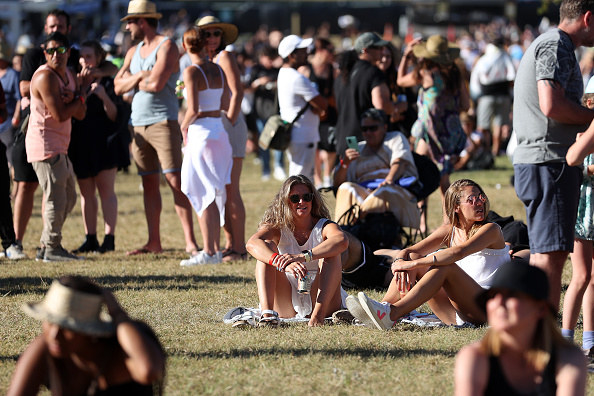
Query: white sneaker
180,250,222,266
358,292,395,330
273,167,287,181
6,243,28,260
345,295,376,328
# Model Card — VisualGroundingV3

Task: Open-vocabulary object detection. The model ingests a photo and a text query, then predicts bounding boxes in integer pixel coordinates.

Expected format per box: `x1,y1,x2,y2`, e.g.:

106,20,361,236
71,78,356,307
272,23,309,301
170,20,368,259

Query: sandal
222,250,249,262
257,310,280,328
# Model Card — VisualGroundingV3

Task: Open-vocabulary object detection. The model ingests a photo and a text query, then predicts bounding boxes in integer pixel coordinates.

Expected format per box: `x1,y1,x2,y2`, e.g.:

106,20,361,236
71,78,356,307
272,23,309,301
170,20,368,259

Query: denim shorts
514,162,581,253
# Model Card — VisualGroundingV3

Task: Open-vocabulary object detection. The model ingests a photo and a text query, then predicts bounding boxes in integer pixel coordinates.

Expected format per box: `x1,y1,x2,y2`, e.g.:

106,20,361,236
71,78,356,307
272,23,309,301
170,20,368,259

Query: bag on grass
339,204,407,251
258,103,310,151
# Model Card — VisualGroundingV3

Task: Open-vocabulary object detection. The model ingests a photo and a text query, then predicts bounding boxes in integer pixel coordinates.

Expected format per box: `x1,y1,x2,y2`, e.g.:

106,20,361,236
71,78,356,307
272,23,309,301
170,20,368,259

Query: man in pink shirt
26,32,86,261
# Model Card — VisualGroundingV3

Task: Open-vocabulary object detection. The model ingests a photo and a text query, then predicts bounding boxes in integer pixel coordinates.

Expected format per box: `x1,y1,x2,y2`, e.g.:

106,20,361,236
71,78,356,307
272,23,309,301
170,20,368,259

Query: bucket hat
413,35,460,65
277,35,313,59
22,280,115,336
196,16,238,47
121,0,162,22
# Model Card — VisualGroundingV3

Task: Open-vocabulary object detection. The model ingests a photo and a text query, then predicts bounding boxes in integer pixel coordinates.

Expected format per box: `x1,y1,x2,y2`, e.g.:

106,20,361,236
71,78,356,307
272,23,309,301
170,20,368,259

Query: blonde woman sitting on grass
346,179,509,329
246,175,348,327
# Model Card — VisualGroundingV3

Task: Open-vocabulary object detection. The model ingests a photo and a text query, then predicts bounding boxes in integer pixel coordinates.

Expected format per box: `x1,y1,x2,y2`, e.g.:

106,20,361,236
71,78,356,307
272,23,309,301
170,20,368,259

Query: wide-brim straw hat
413,34,460,65
196,16,239,47
22,280,115,337
121,0,162,22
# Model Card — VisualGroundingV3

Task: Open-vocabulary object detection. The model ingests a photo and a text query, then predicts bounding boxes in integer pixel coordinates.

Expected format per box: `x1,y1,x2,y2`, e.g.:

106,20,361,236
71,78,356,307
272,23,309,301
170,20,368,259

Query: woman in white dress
246,175,348,326
179,26,232,266
347,179,510,329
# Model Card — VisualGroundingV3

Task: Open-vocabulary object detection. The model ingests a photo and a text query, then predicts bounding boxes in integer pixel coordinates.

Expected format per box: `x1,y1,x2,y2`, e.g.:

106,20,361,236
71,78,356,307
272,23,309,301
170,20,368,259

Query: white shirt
469,44,516,98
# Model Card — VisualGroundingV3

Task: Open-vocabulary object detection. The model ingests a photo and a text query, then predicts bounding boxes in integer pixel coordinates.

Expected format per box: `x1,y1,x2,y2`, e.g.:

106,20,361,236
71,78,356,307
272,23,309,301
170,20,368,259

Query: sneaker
180,250,222,266
345,295,377,328
43,246,82,262
273,167,287,181
6,243,28,260
73,235,100,253
357,292,395,330
261,173,271,182
35,247,45,262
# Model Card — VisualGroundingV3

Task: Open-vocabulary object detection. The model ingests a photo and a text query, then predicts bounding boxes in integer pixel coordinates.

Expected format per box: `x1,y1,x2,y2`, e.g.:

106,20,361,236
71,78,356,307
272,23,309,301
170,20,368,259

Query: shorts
514,162,581,253
476,95,511,130
132,120,182,175
341,241,391,289
221,112,247,158
12,130,37,182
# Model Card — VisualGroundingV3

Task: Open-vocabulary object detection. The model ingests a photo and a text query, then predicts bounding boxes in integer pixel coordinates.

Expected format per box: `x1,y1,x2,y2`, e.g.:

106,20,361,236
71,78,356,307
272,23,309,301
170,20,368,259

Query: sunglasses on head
45,46,67,55
289,193,314,203
361,124,380,132
205,30,222,38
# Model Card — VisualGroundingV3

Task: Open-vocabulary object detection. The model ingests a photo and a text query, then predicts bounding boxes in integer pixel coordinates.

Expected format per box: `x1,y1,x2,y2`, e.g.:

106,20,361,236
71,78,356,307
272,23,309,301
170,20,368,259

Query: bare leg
77,177,98,235
13,181,38,243
95,168,118,236
562,239,592,331
583,259,594,334
197,201,220,256
255,245,295,318
313,148,323,187
164,171,199,254
309,256,343,325
322,150,337,186
222,157,247,257
531,251,569,311
135,173,162,253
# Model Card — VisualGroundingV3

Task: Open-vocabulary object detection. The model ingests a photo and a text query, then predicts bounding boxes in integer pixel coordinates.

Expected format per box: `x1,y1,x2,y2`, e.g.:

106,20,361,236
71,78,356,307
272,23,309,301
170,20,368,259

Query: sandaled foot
257,309,280,328
222,250,249,262
126,246,162,256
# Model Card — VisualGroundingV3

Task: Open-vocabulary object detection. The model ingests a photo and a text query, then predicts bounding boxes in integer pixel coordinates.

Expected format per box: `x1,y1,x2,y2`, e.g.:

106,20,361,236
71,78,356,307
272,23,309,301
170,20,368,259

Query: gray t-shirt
513,28,586,164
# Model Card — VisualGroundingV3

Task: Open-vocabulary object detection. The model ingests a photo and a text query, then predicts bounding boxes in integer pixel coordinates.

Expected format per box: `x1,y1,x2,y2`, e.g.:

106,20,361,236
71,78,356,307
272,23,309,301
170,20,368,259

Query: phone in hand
346,136,359,151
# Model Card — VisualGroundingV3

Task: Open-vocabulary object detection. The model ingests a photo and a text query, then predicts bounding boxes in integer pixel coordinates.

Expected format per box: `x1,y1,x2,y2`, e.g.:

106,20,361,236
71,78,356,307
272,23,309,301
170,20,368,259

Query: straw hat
22,280,115,337
196,16,238,47
121,0,162,22
413,35,460,65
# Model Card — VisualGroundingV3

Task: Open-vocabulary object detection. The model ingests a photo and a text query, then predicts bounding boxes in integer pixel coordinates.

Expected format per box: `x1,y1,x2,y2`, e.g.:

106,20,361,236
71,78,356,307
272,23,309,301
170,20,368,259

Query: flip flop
126,247,162,256
221,251,249,262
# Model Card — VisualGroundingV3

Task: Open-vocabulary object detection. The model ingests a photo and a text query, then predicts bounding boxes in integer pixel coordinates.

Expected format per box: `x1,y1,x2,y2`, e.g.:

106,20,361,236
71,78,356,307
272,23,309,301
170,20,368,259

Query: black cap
476,257,550,312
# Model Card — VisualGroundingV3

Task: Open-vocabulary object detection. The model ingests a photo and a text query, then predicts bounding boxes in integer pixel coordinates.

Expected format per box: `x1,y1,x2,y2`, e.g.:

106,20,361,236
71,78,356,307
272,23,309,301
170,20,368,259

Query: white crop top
185,64,224,112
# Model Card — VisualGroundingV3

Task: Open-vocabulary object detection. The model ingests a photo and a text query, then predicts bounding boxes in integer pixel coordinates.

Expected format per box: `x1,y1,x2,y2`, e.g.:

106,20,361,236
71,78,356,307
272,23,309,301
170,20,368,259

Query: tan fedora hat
22,280,115,337
121,0,162,22
196,16,239,47
413,35,460,65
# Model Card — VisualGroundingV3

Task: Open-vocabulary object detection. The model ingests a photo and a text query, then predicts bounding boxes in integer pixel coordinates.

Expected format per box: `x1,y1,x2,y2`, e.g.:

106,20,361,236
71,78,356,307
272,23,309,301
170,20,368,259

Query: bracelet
302,249,313,262
393,257,403,262
269,253,279,266
340,159,348,169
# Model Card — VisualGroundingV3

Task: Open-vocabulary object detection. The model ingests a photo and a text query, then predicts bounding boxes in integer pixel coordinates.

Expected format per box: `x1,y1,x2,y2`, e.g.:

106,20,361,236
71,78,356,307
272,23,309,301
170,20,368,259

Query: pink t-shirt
26,64,76,162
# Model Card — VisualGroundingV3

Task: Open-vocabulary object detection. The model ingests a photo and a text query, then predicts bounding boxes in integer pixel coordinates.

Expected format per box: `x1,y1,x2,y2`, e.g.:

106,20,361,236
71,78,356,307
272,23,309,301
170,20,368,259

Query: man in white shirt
276,35,327,180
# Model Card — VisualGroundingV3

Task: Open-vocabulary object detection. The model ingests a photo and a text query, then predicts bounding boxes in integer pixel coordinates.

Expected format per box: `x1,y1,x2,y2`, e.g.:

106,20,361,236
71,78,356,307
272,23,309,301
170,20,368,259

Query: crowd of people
3,0,594,393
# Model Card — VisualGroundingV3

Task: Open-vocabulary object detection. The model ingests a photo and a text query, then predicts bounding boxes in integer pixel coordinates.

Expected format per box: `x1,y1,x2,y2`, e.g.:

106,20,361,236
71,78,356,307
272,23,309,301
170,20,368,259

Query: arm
217,51,244,123
454,343,488,396
6,337,48,396
114,46,146,96
333,148,359,187
102,290,165,385
379,160,401,187
371,83,394,116
32,70,85,122
537,79,594,124
308,94,328,115
566,123,594,166
180,66,198,143
397,38,422,88
138,39,179,93
89,82,117,122
555,345,587,396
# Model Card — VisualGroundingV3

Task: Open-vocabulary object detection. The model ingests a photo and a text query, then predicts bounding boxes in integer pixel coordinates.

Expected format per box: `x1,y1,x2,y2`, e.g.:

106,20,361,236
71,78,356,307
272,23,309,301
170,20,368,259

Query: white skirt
181,117,232,225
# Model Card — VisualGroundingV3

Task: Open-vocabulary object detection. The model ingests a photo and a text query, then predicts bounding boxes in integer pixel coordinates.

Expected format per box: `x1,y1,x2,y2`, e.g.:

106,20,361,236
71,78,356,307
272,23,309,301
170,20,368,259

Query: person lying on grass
346,178,509,329
246,174,348,327
454,259,586,396
7,275,165,396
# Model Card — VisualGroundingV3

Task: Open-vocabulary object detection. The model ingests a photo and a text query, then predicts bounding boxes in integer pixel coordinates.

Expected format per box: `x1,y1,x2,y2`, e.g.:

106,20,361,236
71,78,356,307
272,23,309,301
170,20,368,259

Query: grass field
0,154,591,395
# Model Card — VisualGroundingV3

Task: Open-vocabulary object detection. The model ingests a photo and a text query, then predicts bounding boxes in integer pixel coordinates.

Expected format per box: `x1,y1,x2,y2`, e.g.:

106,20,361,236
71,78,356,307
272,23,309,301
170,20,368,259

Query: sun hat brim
196,19,239,47
121,12,162,22
413,41,460,65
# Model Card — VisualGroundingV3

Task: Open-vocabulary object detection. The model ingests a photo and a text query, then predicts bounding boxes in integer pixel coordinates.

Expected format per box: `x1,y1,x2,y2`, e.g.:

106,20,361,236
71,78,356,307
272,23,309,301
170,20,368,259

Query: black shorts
12,130,37,182
341,241,391,289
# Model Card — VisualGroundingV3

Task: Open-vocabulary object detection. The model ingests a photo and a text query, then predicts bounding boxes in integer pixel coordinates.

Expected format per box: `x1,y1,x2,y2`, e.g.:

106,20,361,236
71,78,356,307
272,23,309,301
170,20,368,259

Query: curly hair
443,179,490,245
259,175,331,232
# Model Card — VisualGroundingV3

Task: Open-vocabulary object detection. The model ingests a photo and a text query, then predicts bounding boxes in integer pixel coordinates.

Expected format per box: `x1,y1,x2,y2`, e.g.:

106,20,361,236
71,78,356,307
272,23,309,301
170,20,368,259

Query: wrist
302,249,313,262
340,159,349,169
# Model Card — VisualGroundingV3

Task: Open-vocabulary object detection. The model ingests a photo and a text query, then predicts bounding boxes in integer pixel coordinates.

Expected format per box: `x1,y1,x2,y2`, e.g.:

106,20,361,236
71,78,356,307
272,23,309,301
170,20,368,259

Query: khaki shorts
132,120,183,175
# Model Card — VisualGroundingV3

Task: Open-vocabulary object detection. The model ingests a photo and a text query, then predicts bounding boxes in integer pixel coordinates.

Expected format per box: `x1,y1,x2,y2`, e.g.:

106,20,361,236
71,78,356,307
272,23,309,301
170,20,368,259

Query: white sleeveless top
278,218,328,273
183,64,224,112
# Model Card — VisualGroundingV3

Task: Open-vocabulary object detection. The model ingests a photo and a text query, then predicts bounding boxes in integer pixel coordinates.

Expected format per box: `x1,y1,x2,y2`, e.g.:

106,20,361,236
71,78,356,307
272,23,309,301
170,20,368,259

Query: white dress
277,218,347,318
181,64,232,224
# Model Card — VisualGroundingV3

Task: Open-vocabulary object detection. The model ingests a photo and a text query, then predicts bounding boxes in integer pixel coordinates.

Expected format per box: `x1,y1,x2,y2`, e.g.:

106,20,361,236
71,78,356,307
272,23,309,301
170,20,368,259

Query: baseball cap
278,35,313,59
354,32,388,53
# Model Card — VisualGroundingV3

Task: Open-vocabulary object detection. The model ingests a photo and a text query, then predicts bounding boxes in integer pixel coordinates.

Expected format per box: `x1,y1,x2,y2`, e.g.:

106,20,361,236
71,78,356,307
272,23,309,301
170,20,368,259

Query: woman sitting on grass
455,259,586,395
246,174,348,327
7,276,165,396
347,178,509,329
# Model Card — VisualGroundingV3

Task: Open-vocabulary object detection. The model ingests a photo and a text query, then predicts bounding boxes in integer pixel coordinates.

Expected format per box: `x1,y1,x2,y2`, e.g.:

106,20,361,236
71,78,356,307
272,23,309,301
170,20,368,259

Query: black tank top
485,351,557,396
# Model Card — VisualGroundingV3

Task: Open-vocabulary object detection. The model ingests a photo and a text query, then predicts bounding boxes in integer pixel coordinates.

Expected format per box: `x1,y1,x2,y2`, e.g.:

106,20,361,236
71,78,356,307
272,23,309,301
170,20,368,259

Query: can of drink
297,272,315,294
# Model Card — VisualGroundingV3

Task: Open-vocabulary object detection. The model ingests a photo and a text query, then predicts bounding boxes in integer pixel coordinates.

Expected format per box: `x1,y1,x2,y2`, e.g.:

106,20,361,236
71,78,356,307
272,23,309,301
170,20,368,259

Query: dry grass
0,155,591,395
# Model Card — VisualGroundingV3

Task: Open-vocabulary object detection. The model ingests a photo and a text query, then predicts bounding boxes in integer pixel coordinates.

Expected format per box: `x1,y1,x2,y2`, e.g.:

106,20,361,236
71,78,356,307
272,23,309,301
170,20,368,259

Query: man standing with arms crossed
115,0,198,256
514,0,594,310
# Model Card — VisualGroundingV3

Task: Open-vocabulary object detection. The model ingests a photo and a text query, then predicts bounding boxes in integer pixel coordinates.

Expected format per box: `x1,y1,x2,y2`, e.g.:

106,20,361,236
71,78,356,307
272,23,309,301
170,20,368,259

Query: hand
61,90,74,104
379,178,393,187
89,82,105,98
284,260,308,279
308,314,325,327
403,38,422,59
344,148,360,163
395,270,416,294
391,258,417,273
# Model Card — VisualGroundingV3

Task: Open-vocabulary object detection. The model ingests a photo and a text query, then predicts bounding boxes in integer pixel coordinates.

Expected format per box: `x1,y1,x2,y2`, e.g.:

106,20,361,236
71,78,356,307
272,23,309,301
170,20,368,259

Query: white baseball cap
278,35,313,59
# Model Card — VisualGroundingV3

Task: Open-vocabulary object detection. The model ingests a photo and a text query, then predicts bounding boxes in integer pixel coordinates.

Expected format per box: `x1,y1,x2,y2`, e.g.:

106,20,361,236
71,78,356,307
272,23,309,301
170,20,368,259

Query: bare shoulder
557,343,587,368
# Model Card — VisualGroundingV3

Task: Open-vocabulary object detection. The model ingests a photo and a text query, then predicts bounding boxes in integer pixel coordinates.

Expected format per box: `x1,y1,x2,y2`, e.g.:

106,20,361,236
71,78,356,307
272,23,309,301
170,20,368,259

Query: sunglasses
464,193,486,205
289,193,314,203
361,124,381,132
205,30,222,38
45,46,67,55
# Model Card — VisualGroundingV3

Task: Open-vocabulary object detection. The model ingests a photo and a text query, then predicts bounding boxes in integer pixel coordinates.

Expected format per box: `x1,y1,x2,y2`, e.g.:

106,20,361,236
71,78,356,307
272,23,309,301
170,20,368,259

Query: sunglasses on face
45,46,67,55
127,18,139,24
205,30,222,38
289,193,314,203
464,193,486,205
361,124,381,133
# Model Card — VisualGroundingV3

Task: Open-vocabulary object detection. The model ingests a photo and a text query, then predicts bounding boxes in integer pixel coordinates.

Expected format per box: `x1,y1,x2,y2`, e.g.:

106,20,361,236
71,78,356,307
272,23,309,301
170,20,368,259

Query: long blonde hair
259,175,331,232
443,179,490,246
